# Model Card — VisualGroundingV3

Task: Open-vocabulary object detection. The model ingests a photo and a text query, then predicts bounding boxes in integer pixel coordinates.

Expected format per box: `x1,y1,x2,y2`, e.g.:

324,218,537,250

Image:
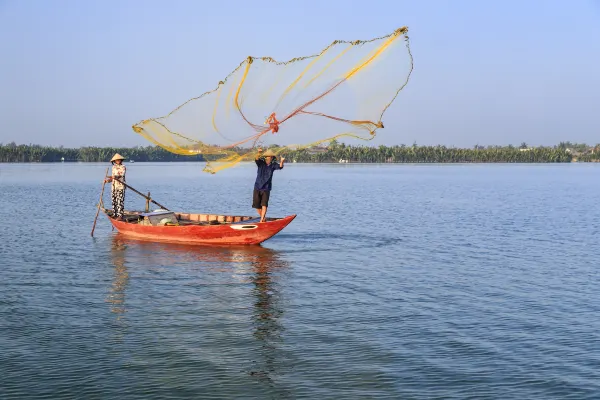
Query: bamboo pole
91,167,110,237
113,178,170,211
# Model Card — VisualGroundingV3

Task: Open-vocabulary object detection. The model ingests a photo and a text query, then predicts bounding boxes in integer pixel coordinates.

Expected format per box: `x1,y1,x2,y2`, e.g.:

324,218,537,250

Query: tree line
1,141,598,163
0,143,209,163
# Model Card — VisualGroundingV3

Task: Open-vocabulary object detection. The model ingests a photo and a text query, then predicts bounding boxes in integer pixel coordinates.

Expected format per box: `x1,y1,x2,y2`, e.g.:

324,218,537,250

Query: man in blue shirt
253,148,285,222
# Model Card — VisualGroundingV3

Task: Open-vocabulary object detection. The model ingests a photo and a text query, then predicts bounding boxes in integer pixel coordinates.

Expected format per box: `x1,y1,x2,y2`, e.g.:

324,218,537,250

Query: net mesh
132,27,413,173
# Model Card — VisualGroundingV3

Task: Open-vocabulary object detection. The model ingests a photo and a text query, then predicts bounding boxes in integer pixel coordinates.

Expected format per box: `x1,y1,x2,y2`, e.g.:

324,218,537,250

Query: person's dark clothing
254,159,283,191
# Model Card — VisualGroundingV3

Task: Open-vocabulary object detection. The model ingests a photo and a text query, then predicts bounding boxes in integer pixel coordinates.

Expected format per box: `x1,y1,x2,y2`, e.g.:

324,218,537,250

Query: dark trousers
112,189,125,218
252,189,270,208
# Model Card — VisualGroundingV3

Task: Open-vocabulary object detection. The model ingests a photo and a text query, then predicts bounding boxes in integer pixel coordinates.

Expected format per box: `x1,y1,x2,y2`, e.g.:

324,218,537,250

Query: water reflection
106,236,130,321
248,243,288,385
107,234,290,386
109,234,284,269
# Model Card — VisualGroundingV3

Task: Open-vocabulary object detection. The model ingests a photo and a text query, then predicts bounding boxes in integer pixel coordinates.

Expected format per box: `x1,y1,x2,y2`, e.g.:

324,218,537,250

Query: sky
0,0,598,148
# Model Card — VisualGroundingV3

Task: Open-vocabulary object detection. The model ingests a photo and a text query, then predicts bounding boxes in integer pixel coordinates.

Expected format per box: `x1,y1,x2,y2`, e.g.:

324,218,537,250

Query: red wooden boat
102,208,296,245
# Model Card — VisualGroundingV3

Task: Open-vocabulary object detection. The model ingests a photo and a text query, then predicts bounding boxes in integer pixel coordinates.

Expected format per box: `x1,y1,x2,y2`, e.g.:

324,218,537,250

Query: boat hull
105,213,296,245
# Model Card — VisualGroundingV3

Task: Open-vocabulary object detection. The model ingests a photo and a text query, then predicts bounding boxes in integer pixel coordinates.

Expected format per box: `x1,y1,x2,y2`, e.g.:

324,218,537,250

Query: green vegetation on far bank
1,141,599,163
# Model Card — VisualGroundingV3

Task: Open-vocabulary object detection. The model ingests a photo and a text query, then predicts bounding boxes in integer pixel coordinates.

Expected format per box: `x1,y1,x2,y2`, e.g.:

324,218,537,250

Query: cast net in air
132,27,413,173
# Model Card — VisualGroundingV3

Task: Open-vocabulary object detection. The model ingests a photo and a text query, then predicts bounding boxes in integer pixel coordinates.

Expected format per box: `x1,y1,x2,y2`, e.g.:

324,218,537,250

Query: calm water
1,162,599,399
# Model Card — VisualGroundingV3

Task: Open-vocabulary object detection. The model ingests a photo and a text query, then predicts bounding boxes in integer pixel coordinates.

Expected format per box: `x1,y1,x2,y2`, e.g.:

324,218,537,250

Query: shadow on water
106,234,291,393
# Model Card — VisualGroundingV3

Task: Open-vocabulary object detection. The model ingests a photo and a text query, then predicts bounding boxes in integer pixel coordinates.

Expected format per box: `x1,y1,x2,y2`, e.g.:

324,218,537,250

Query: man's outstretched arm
255,148,264,166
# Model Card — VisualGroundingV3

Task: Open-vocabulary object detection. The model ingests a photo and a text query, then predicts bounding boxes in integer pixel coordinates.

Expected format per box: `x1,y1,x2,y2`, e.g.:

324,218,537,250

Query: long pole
113,178,170,211
91,167,110,237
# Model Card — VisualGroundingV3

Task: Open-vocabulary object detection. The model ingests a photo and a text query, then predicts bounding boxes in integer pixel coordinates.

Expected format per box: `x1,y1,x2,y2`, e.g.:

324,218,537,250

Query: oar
91,167,110,237
113,178,170,211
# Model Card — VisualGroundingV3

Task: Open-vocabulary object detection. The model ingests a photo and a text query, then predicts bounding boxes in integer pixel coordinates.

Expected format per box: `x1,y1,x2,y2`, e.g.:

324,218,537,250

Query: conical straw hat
262,149,276,157
110,153,126,162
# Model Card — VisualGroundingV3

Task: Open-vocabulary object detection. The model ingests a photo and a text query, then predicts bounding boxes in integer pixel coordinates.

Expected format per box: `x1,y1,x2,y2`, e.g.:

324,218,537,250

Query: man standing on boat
254,148,285,223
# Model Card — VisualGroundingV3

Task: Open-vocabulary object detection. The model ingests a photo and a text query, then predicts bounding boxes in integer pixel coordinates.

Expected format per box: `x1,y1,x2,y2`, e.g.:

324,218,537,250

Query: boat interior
103,208,278,226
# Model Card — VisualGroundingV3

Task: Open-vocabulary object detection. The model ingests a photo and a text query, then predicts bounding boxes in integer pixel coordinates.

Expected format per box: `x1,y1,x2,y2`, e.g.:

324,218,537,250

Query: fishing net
132,27,413,173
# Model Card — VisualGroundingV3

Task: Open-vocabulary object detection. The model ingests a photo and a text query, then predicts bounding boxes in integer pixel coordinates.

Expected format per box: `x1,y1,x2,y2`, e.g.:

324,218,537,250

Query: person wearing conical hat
253,148,285,223
104,153,127,220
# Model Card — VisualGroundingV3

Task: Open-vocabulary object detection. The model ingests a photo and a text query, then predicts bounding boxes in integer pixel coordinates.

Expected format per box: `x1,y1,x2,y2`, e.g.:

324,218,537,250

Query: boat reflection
109,233,285,269
107,233,289,384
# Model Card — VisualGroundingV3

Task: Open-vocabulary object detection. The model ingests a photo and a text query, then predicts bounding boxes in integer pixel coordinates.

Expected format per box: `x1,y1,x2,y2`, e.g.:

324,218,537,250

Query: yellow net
132,27,413,173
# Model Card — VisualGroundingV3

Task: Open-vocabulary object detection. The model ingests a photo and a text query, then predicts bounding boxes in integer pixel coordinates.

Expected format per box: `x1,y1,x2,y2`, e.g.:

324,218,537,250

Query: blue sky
0,0,598,148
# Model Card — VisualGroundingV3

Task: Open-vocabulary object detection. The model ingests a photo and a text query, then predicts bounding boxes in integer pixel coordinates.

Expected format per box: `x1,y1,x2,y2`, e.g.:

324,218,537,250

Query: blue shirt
254,159,283,191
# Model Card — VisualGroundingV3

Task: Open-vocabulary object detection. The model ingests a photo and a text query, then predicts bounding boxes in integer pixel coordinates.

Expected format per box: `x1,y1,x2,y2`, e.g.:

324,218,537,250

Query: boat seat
232,217,261,224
